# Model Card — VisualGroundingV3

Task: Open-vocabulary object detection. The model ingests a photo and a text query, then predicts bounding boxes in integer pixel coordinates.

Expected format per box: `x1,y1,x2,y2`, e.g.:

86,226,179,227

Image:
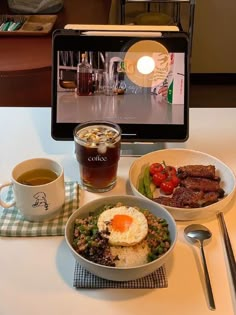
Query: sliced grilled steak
177,165,217,179
172,187,220,207
180,177,225,197
153,196,182,207
154,187,221,208
199,191,222,207
172,187,204,208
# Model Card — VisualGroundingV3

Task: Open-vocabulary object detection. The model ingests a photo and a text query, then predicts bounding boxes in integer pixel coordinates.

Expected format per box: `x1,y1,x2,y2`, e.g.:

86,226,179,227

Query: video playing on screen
56,48,185,126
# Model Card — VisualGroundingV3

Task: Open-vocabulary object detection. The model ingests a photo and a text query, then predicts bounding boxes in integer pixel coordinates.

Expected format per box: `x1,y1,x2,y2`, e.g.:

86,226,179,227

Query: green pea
79,225,85,232
162,232,169,241
161,221,168,227
87,240,93,247
158,241,163,248
158,246,164,254
147,252,157,262
92,228,98,235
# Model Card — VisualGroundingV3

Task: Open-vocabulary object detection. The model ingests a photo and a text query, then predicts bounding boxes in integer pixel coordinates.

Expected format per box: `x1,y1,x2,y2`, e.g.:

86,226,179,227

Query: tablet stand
120,142,165,156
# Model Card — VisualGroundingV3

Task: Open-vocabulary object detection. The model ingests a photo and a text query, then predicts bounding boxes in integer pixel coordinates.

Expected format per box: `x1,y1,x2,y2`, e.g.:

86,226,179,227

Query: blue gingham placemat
73,262,168,289
0,182,79,237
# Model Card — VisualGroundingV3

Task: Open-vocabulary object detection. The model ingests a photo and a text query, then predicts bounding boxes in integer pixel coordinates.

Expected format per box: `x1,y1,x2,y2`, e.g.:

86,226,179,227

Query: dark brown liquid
75,142,120,189
77,72,93,96
17,169,58,186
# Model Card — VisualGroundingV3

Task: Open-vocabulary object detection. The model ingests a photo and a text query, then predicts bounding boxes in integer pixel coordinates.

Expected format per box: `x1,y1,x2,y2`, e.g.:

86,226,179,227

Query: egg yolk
111,214,133,232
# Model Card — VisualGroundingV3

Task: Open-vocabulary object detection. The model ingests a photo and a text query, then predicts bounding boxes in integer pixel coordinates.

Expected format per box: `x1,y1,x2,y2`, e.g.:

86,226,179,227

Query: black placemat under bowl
73,262,168,289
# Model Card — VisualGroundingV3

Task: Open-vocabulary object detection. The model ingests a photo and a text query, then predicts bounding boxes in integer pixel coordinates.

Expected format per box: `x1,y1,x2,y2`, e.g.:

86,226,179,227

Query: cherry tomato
149,163,164,176
170,175,180,187
165,165,177,176
152,172,167,187
160,180,175,195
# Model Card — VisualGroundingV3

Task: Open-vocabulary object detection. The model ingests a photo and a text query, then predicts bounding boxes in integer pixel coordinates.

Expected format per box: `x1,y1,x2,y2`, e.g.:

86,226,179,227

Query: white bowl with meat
65,195,177,281
129,148,236,221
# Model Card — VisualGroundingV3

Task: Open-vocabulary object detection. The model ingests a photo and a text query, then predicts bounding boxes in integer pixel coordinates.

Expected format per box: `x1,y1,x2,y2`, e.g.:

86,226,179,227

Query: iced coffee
74,121,121,192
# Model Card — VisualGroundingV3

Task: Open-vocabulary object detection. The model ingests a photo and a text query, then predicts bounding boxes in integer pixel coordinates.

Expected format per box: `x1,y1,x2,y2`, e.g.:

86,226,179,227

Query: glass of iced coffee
74,121,121,192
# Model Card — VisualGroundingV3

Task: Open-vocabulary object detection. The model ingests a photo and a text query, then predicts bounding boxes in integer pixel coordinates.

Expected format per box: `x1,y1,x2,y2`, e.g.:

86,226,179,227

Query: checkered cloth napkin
0,182,79,237
73,262,168,289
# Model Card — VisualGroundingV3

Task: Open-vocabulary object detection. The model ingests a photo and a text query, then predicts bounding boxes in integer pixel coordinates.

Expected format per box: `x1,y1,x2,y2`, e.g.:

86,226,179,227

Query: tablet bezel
51,27,189,142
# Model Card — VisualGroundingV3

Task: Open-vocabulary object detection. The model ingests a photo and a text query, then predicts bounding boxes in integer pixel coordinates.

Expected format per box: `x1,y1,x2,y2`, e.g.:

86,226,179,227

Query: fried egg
97,206,148,246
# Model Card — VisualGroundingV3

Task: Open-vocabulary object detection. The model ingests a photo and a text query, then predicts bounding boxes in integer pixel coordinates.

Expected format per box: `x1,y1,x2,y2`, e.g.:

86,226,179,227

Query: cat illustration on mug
32,192,49,211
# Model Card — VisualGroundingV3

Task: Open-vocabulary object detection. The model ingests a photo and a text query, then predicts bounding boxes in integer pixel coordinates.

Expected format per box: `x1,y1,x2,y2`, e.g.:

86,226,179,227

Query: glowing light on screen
136,56,155,75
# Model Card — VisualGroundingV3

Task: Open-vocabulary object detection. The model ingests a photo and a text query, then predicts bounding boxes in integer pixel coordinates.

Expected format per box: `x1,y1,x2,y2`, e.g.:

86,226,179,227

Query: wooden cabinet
0,0,111,106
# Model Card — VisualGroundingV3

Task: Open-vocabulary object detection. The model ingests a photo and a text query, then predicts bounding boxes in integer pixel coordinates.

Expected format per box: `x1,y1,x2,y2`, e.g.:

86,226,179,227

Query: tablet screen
52,29,189,142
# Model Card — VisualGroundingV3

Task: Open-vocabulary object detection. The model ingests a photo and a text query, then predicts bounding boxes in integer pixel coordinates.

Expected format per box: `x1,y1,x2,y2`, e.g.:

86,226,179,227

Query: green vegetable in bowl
138,166,153,199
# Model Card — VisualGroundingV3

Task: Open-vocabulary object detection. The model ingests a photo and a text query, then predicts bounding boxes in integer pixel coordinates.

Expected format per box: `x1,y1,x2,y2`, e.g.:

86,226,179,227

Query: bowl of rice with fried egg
65,195,177,281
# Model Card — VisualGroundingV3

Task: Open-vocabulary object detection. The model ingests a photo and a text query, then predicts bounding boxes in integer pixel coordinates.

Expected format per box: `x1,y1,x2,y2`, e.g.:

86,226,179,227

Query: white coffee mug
0,158,65,221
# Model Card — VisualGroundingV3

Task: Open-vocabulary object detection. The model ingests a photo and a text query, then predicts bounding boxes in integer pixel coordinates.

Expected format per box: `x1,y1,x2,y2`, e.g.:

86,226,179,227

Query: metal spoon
184,224,216,311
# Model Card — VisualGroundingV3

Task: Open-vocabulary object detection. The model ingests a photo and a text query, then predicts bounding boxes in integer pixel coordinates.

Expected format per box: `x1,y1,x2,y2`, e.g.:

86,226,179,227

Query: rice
110,240,149,267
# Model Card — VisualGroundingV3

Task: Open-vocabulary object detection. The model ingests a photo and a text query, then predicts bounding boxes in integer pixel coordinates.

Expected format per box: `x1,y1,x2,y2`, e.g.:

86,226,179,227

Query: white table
0,107,236,315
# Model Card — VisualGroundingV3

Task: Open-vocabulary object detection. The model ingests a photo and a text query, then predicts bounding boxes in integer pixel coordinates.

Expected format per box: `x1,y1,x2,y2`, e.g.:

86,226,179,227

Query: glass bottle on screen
77,52,93,96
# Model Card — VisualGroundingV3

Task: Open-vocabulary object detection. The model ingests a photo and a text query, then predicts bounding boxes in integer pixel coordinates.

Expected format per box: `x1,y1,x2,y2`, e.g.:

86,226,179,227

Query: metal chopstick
217,211,236,294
